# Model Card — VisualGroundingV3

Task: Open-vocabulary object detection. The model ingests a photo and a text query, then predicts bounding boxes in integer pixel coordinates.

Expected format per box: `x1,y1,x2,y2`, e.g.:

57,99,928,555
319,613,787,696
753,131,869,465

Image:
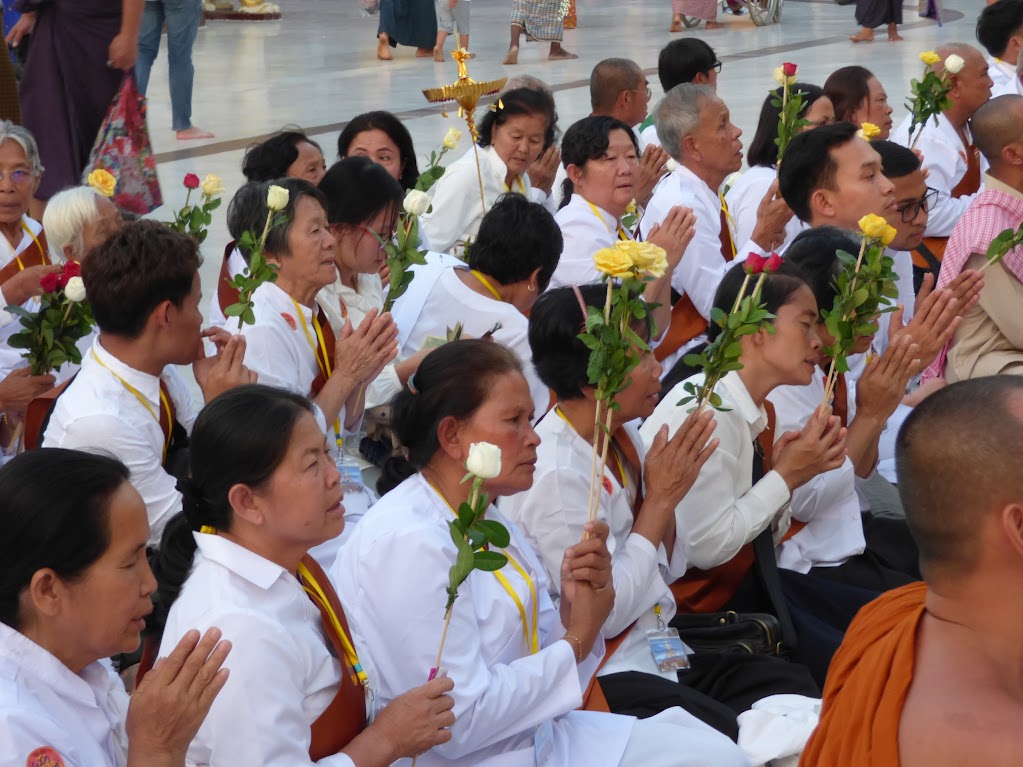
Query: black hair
558,115,640,207
226,181,266,261
242,130,323,183
319,156,404,228
783,226,860,319
977,0,1023,58
226,177,327,260
478,87,558,152
707,260,813,343
83,219,201,338
0,449,130,629
467,194,563,292
778,121,860,223
657,39,717,93
380,341,523,493
149,385,315,637
873,139,921,179
823,66,875,124
337,111,421,191
747,83,827,168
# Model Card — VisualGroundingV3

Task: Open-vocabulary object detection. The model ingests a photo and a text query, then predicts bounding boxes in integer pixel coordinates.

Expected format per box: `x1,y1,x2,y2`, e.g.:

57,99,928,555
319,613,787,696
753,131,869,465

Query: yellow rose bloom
879,224,898,247
919,51,941,66
855,122,881,141
201,174,224,197
858,213,890,241
87,169,116,198
593,244,635,279
620,240,668,278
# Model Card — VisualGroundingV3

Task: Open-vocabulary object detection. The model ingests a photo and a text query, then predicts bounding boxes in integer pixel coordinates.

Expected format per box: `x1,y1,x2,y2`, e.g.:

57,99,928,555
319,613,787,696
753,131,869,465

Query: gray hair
42,186,103,260
501,75,554,98
655,83,717,162
0,120,44,175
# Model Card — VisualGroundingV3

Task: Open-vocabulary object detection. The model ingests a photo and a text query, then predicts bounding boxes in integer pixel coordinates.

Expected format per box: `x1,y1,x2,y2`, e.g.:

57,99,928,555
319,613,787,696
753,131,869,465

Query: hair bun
176,477,212,531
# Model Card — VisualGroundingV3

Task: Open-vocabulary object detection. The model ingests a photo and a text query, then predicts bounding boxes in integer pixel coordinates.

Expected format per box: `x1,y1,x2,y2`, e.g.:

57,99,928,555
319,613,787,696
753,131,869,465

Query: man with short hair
891,43,993,279
873,140,930,308
42,219,254,545
977,0,1023,95
640,39,720,149
800,376,1023,767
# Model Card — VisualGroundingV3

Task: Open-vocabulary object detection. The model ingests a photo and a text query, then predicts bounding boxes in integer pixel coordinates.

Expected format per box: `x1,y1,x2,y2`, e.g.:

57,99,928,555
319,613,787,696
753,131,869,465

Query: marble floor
141,0,974,309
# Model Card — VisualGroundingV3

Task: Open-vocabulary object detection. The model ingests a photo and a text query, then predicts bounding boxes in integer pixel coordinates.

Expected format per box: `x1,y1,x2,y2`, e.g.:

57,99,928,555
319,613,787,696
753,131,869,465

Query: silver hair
42,186,103,260
655,83,718,162
0,120,44,175
501,74,554,98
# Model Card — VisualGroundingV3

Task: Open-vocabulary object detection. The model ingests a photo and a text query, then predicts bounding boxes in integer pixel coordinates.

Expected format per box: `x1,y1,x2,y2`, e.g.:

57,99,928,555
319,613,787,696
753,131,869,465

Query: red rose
764,253,784,273
62,261,81,279
40,272,60,293
782,62,798,77
183,173,201,189
744,253,767,275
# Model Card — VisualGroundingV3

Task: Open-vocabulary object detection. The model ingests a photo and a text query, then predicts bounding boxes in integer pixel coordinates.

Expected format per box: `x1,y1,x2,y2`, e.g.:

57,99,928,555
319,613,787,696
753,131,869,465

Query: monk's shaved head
896,377,1023,583
590,58,643,113
972,94,1023,166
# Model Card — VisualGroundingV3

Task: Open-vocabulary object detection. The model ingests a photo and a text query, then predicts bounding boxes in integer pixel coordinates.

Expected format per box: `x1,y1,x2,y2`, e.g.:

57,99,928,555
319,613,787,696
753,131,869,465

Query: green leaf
457,501,475,529
475,519,511,548
473,550,509,572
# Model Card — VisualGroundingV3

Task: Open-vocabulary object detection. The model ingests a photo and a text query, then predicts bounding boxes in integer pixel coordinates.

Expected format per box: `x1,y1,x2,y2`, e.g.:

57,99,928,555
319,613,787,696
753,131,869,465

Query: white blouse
0,622,129,767
159,533,357,767
551,193,631,290
723,164,806,255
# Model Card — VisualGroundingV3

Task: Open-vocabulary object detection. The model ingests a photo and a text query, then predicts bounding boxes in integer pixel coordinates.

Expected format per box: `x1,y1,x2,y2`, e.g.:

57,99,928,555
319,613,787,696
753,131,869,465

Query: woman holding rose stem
336,340,748,767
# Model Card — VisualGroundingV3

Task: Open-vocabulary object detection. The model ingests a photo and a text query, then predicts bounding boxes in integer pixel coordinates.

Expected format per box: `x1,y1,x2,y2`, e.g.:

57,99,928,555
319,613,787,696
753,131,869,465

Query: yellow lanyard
91,350,173,462
290,298,342,446
719,193,737,260
14,220,46,271
585,200,630,242
504,176,527,195
554,406,628,493
470,270,504,302
297,561,370,687
428,481,540,654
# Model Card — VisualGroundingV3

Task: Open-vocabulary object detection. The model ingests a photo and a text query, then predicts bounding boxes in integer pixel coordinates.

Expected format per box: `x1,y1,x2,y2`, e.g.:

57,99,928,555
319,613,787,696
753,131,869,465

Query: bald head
896,377,1023,584
933,42,983,74
972,94,1023,166
590,58,643,113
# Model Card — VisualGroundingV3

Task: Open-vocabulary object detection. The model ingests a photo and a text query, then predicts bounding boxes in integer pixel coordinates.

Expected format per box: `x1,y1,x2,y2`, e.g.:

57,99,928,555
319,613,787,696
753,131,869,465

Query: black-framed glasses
709,61,723,73
895,187,939,223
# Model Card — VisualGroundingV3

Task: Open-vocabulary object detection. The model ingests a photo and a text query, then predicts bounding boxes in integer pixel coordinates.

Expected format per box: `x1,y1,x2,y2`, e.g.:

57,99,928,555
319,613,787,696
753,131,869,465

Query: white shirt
768,368,867,573
499,414,680,683
399,266,550,417
160,533,356,767
987,55,1018,96
551,194,631,289
891,113,985,238
641,165,759,319
206,245,247,332
0,622,129,767
421,145,534,256
640,372,791,571
332,473,638,767
390,251,465,351
724,165,806,255
42,338,199,545
639,123,661,151
0,215,43,331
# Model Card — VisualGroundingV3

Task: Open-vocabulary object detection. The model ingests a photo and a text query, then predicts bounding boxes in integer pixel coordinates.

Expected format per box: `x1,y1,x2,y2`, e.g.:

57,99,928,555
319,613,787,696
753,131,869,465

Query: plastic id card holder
647,628,690,672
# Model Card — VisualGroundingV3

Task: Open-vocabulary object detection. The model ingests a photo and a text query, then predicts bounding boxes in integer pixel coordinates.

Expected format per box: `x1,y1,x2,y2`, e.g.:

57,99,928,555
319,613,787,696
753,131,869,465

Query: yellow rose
87,169,116,198
879,223,897,247
855,122,881,141
858,213,890,241
919,51,941,66
593,245,635,279
621,240,668,277
772,66,797,87
201,174,224,197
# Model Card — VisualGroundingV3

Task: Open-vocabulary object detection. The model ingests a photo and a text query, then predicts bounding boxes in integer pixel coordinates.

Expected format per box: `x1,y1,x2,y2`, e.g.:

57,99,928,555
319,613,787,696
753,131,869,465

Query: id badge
534,719,555,767
335,454,366,495
646,627,690,672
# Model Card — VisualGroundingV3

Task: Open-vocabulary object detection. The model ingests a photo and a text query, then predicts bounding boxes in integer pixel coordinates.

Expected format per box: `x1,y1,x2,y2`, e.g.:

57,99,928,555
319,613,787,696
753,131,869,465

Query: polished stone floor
141,0,974,306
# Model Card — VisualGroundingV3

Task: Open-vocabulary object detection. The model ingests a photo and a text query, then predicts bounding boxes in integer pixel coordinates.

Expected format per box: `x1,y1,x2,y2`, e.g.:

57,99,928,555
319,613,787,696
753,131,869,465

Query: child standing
434,0,472,62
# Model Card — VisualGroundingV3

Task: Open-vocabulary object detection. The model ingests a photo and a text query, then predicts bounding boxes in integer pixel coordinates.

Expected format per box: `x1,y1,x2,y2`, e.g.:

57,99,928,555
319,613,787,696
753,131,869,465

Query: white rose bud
665,157,678,172
201,174,224,197
267,184,290,212
443,127,462,150
403,189,431,217
466,442,502,479
943,54,965,75
64,276,86,303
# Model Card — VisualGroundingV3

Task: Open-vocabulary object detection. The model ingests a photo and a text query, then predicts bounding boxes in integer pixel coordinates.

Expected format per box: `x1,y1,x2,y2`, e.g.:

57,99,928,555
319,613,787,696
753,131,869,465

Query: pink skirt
673,0,718,19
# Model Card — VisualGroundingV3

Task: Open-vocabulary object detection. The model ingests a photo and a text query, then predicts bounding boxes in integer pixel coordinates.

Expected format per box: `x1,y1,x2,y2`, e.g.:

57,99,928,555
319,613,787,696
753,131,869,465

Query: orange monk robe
799,582,928,767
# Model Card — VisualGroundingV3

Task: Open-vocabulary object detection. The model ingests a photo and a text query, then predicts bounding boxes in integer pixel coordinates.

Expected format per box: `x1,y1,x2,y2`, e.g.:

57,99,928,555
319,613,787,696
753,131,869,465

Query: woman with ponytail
154,384,455,767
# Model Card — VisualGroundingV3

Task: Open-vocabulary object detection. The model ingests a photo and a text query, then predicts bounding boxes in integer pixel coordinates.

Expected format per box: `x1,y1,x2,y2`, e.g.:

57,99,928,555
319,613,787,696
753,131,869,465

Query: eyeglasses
895,187,939,223
630,86,653,100
709,61,723,73
0,169,35,186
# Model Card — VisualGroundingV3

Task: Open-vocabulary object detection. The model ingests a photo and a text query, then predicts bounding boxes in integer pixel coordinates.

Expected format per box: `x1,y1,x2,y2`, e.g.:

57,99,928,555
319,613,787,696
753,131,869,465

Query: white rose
665,158,678,172
466,442,502,479
404,189,431,216
443,127,462,150
64,276,86,303
267,184,290,212
944,54,965,75
201,174,224,197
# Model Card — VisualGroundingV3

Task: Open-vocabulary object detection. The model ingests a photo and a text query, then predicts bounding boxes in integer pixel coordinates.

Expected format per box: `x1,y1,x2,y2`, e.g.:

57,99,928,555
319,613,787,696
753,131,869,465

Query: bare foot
434,46,445,61
888,32,903,41
176,126,214,140
548,47,578,60
669,17,682,31
849,28,874,42
377,35,392,60
503,45,519,65
466,51,476,59
706,20,724,28
416,47,433,57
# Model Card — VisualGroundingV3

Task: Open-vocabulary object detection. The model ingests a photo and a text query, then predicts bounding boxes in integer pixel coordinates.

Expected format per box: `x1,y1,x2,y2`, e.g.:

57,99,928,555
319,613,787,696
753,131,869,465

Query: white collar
193,531,291,591
259,281,317,319
720,371,769,435
89,337,164,406
674,163,720,206
0,214,42,262
569,193,622,232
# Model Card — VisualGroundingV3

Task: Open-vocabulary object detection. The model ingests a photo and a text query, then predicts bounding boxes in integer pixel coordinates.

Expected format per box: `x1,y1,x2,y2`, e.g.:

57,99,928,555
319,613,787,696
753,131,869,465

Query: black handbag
669,611,785,656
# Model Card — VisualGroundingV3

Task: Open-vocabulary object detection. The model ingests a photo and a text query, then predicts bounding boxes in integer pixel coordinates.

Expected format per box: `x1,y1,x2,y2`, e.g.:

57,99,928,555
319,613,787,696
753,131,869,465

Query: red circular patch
26,747,65,767
280,312,297,330
602,476,613,495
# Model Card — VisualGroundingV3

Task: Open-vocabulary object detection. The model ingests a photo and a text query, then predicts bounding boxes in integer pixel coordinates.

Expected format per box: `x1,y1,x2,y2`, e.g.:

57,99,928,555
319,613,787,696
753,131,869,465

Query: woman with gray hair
42,185,123,264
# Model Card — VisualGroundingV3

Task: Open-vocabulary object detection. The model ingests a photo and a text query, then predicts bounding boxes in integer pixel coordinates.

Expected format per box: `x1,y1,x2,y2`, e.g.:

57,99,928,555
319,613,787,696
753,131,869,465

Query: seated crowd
2,6,1023,765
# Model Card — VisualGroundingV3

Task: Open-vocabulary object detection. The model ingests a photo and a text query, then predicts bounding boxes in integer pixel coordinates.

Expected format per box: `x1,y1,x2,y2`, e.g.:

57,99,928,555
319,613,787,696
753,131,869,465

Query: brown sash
300,554,367,760
669,402,805,613
0,229,50,287
832,371,849,429
719,207,736,264
309,307,337,396
216,240,240,315
22,376,73,451
913,143,981,268
580,626,632,713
